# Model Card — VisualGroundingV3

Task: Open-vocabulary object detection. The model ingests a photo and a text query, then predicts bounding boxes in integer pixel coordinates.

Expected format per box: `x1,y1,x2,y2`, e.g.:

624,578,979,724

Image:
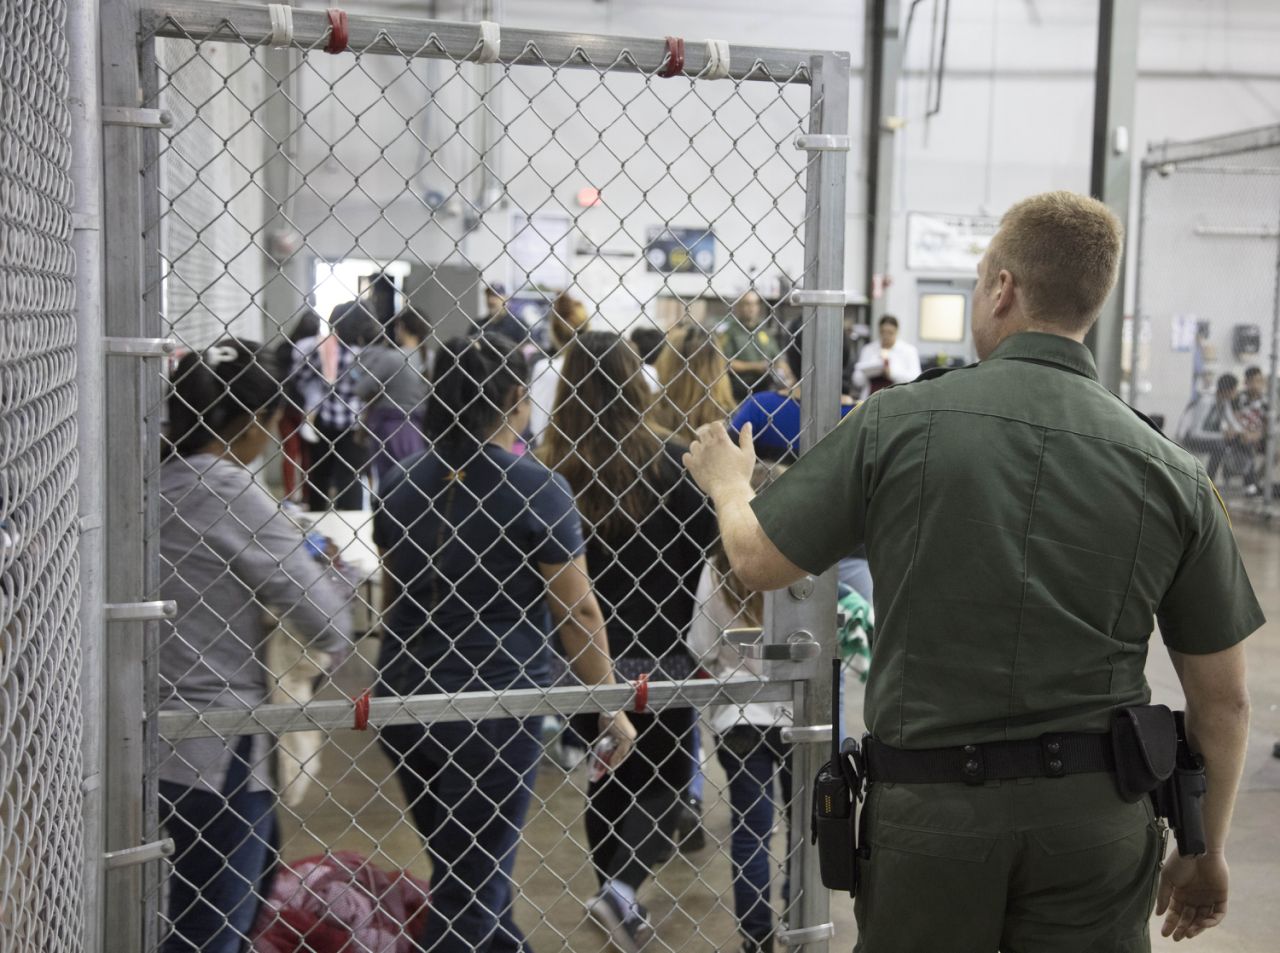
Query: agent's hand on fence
599,710,637,768
685,421,756,502
1157,852,1230,941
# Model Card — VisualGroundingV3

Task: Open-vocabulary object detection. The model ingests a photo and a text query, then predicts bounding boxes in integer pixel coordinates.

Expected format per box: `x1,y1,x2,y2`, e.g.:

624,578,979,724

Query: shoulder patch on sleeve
1209,478,1232,527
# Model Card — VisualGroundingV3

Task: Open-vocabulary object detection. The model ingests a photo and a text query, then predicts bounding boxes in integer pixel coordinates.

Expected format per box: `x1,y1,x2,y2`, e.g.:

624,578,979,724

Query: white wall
884,0,1280,334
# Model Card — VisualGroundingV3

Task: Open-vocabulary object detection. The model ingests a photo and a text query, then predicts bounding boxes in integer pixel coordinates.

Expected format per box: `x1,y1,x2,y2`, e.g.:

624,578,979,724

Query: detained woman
375,333,636,953
540,331,717,953
159,340,354,952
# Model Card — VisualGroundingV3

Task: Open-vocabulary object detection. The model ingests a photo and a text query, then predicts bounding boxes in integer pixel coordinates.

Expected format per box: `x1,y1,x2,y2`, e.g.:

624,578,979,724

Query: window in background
918,292,966,343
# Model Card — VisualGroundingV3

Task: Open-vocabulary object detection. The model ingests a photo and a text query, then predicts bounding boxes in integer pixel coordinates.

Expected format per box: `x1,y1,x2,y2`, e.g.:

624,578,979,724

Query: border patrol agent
686,191,1261,952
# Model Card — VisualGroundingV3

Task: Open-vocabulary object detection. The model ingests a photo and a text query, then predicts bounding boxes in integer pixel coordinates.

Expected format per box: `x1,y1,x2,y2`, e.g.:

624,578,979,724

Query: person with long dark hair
540,331,717,953
159,339,354,953
375,334,636,953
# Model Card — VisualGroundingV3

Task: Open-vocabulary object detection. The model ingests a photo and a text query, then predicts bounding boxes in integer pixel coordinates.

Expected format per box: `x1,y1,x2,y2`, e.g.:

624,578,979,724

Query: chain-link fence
1129,124,1280,516
99,4,853,951
0,0,86,948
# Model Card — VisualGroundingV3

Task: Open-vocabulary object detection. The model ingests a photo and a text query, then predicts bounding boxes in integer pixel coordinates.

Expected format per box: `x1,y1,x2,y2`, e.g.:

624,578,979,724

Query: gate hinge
780,725,833,745
788,290,850,307
104,839,175,870
101,106,173,129
104,601,177,622
794,134,851,152
778,923,836,947
104,336,177,357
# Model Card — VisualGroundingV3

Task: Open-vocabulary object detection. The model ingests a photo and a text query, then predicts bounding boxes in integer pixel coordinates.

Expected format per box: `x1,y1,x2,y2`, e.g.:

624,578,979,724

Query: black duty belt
864,732,1115,785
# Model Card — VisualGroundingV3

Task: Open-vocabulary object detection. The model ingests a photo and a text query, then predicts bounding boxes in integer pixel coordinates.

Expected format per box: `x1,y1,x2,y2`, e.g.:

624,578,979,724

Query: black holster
1110,704,1207,857
811,735,864,896
809,659,866,896
1153,711,1208,857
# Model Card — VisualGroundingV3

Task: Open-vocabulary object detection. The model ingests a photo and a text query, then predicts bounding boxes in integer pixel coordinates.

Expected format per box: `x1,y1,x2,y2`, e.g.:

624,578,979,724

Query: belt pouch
1110,704,1177,802
812,758,856,892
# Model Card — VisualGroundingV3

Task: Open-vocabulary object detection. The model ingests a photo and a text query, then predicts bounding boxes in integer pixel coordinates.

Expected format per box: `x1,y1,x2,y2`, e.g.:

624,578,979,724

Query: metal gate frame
98,3,851,948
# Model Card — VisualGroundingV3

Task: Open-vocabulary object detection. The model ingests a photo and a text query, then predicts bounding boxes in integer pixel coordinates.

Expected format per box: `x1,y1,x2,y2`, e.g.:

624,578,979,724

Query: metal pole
1085,0,1139,392
863,0,902,322
1128,164,1150,411
68,0,105,946
1261,194,1280,518
780,49,852,953
100,0,153,946
138,39,167,952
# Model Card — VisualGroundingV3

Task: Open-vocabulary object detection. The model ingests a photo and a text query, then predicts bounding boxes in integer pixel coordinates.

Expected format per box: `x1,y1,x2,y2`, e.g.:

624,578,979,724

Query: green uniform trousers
852,772,1164,953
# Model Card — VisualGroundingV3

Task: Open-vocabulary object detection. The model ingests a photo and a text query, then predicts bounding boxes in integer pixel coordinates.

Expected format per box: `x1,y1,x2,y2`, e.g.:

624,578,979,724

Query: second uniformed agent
685,191,1260,952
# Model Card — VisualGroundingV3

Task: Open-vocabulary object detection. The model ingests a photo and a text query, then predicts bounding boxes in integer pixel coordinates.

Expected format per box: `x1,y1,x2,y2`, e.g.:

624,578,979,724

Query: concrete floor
283,518,1280,952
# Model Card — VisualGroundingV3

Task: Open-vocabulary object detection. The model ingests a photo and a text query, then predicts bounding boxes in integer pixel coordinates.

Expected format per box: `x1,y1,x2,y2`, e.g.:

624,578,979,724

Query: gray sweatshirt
158,454,354,793
355,344,429,414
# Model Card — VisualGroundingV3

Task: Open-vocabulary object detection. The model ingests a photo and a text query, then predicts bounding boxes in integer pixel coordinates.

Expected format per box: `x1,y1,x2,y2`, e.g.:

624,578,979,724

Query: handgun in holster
811,658,866,896
1111,704,1207,857
1153,711,1207,856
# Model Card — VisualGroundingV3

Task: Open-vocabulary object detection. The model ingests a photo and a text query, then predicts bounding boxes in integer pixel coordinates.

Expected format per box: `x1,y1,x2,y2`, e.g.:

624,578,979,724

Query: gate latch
726,628,821,662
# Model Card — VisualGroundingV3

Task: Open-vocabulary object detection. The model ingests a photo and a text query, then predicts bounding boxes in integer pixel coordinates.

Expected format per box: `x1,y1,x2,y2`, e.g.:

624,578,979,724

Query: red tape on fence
658,36,685,78
325,9,349,54
633,672,649,714
353,689,371,730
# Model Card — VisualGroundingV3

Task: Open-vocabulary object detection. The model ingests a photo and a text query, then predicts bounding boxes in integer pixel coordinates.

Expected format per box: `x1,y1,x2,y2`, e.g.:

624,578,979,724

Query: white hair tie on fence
705,39,731,80
268,3,294,49
477,20,501,64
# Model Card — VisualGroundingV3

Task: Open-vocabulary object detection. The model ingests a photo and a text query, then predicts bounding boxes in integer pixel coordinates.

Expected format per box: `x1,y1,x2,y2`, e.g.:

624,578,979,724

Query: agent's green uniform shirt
753,331,1263,750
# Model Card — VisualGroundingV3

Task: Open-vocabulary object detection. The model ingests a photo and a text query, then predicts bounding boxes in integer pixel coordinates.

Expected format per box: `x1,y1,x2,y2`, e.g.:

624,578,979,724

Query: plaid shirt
292,335,364,430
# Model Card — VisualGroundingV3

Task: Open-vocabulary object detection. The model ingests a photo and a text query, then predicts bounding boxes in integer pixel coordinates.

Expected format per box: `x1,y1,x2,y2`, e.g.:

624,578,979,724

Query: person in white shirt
527,291,591,446
851,314,922,399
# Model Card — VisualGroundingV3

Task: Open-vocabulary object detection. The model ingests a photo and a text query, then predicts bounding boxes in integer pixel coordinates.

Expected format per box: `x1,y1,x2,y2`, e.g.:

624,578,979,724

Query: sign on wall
644,226,716,274
906,212,999,273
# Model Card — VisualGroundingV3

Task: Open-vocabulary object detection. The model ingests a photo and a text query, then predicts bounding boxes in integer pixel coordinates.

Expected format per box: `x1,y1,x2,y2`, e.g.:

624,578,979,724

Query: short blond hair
986,191,1123,331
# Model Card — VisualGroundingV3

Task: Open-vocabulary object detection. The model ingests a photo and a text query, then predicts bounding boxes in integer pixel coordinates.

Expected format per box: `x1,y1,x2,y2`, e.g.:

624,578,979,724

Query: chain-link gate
1130,124,1280,516
0,0,86,948
102,4,851,950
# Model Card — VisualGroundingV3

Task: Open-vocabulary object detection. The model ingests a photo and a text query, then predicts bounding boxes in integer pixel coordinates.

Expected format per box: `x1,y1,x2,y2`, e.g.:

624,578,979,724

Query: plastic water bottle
588,736,618,784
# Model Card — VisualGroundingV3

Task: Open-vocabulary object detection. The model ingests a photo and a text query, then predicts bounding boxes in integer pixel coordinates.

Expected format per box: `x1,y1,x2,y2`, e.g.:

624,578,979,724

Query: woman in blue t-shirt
731,323,854,462
375,334,636,953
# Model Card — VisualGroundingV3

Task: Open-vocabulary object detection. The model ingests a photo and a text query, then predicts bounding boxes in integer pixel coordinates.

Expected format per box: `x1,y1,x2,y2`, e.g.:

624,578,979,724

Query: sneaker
586,889,654,953
672,796,707,852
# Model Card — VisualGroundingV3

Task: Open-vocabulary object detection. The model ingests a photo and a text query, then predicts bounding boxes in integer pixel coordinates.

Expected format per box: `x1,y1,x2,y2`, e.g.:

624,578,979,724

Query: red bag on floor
252,851,430,953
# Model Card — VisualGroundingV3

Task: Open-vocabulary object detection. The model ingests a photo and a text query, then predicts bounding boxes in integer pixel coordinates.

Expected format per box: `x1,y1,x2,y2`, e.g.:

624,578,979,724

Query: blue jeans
160,736,276,953
716,726,793,945
380,717,541,953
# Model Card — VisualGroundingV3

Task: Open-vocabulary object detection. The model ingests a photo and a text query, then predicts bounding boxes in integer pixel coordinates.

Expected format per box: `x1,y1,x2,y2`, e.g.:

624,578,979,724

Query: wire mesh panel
125,5,851,951
1130,126,1280,514
0,0,85,948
